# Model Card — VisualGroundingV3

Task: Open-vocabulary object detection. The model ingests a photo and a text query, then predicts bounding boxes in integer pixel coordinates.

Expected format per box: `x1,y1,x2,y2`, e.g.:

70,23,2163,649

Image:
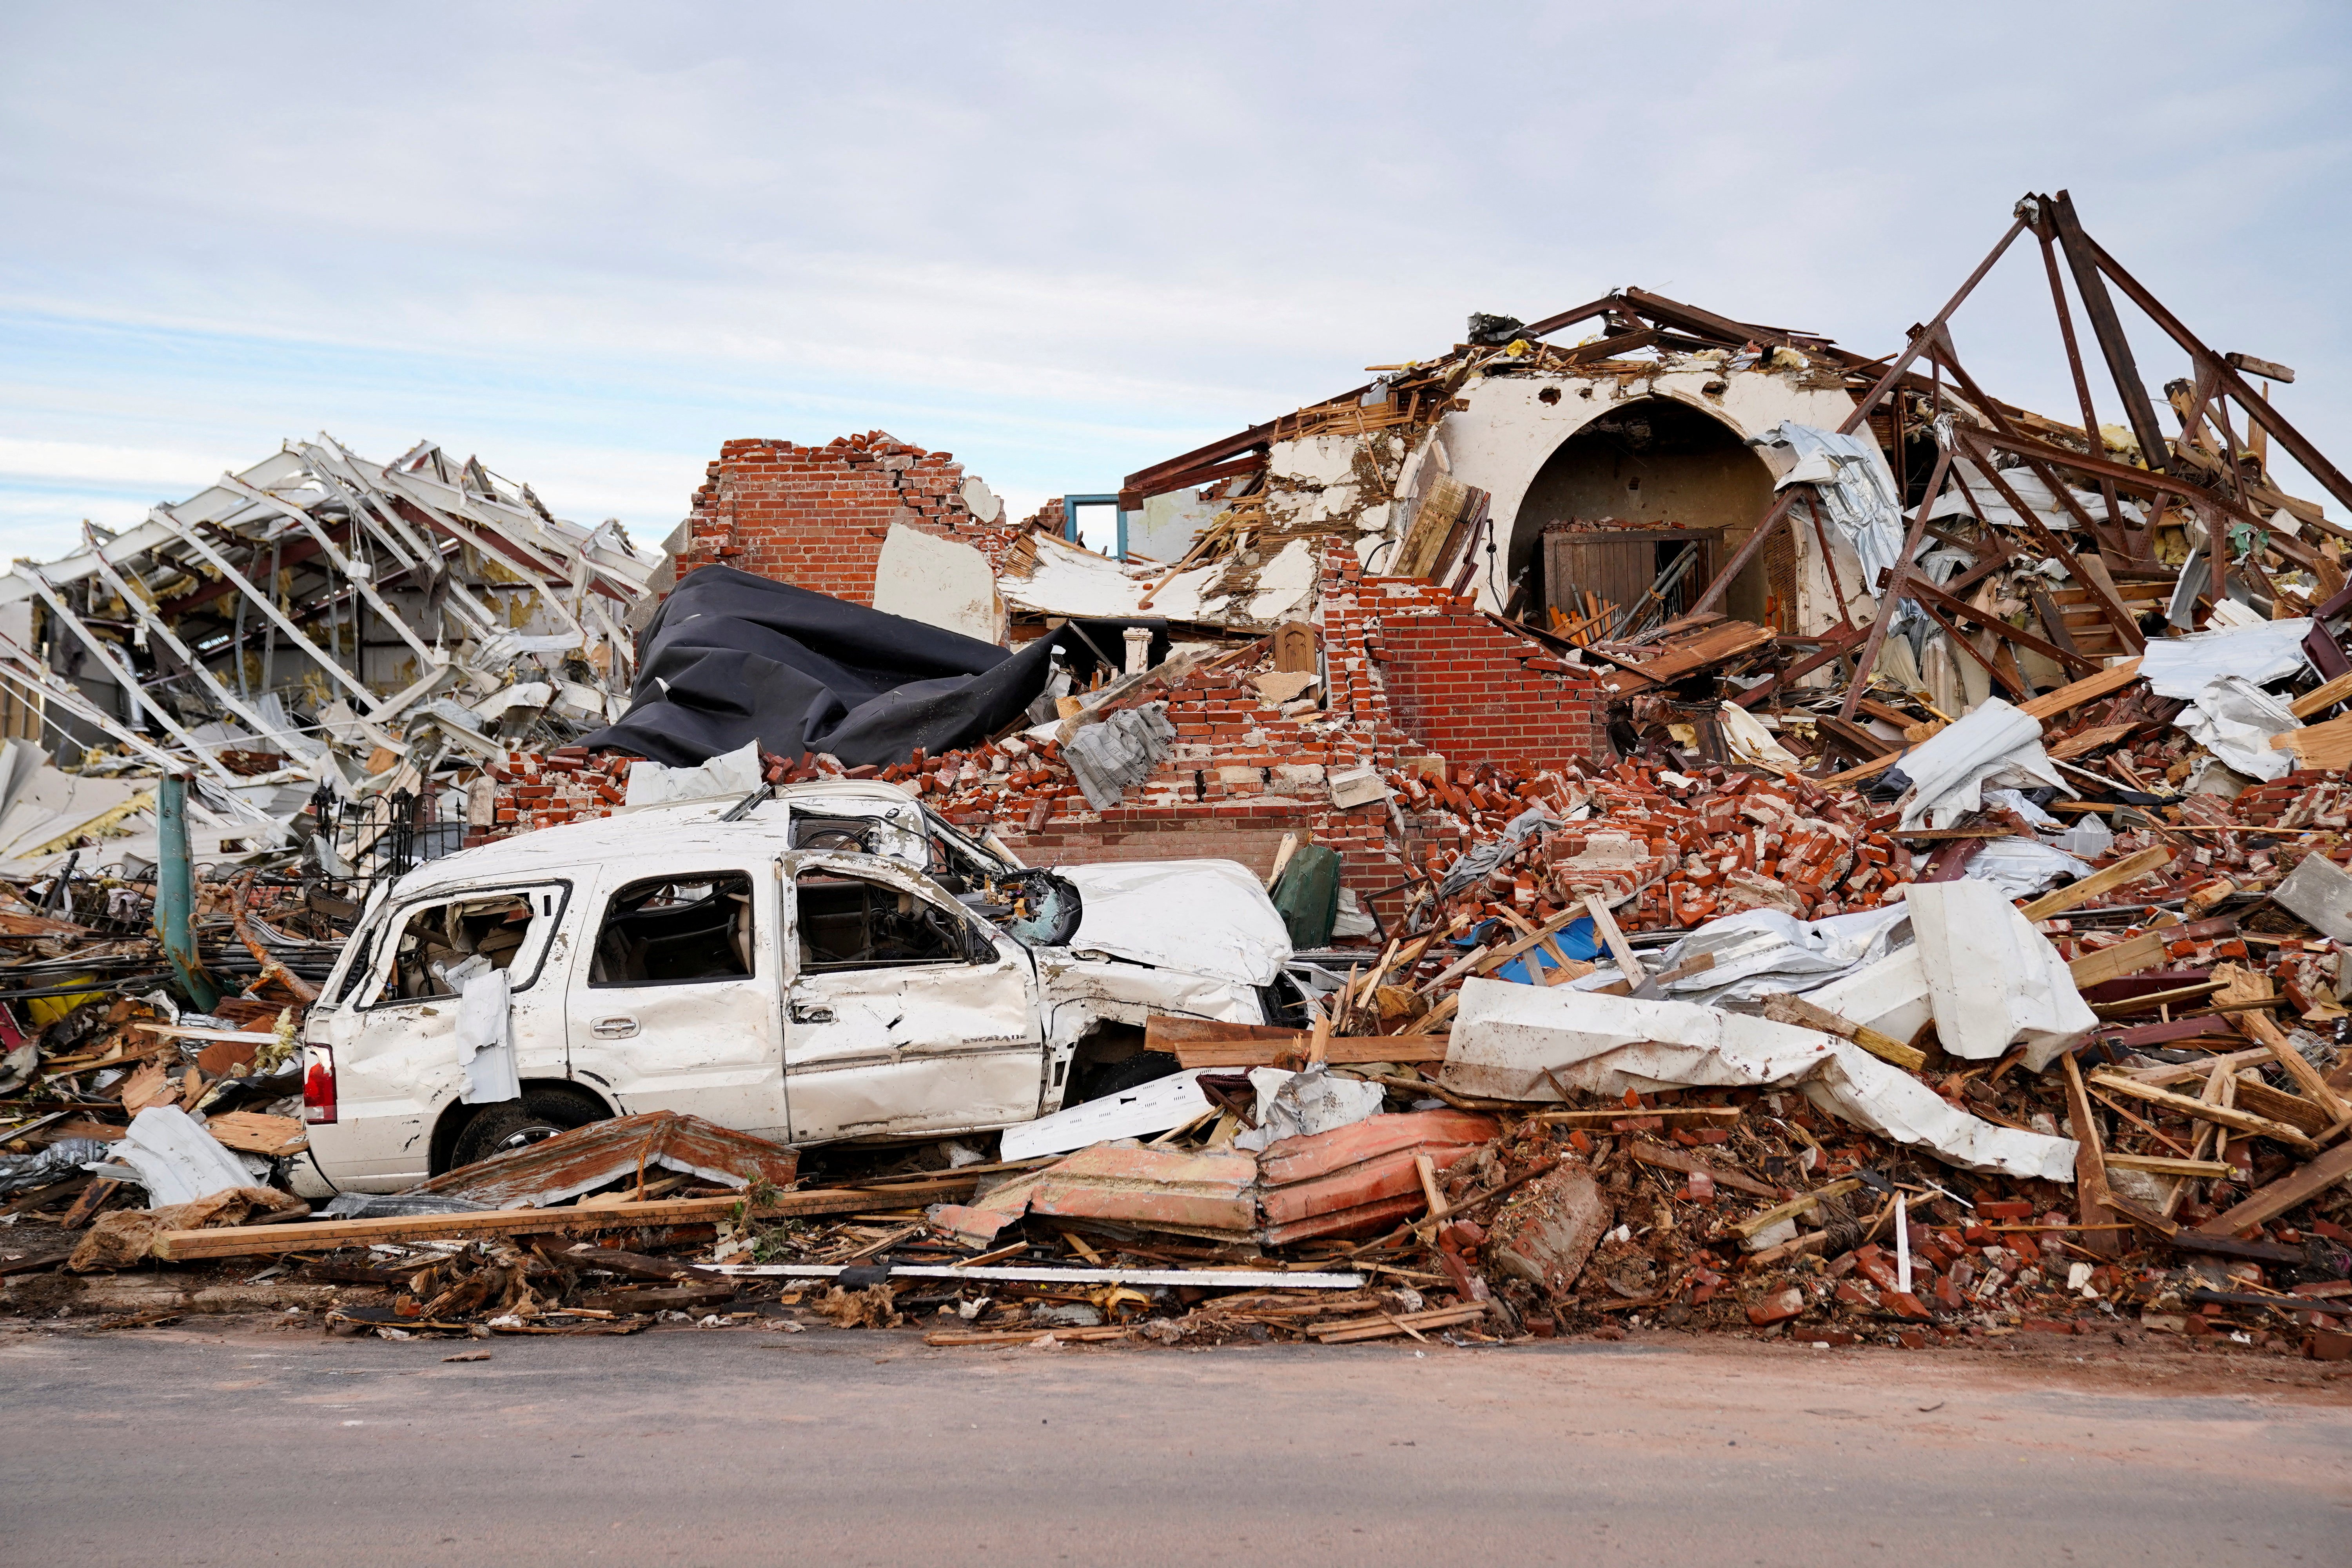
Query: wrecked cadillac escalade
290,779,1296,1195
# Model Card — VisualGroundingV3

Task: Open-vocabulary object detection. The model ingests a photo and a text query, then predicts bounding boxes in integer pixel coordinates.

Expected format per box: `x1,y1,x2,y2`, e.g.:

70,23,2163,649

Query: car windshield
919,802,1016,879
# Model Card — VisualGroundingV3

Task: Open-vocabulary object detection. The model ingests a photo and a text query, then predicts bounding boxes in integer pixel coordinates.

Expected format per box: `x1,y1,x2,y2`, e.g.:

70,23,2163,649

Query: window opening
376,893,544,1004
590,873,756,987
796,871,973,971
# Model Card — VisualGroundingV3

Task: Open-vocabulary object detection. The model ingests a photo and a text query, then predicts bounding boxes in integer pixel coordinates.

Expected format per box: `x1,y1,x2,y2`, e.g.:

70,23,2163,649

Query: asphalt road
4,1325,2347,1566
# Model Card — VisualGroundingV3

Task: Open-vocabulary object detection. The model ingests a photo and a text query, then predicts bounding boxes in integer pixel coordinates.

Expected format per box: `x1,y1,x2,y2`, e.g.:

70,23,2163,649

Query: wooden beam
2061,1051,2122,1258
2195,1139,2352,1234
152,1179,980,1261
2019,844,2174,920
2086,1073,2318,1152
2047,190,2172,477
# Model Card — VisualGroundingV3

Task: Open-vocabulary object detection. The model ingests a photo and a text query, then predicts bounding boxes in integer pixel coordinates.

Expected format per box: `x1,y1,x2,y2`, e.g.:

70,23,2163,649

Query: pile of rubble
6,186,2352,1364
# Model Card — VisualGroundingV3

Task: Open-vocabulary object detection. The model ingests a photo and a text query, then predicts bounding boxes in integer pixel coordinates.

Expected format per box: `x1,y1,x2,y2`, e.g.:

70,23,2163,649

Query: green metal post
157,773,220,1010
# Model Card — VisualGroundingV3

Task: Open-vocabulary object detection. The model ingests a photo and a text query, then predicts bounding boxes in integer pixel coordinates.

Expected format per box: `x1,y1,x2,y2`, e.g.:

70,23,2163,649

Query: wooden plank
2020,844,2175,920
2102,1152,2234,1179
2196,1139,2352,1234
1583,895,1645,985
1759,991,1926,1070
2061,1052,2122,1258
2273,711,2352,771
2086,1073,2318,1151
200,1111,309,1156
1528,1105,1742,1127
2214,963,2352,1122
2290,670,2352,719
1627,1140,1779,1199
2018,658,2142,720
153,1178,981,1261
1728,1177,1863,1239
2068,929,2169,989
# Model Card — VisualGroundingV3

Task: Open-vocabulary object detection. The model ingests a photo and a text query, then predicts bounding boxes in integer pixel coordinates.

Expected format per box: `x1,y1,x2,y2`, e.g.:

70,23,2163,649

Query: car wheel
448,1088,607,1170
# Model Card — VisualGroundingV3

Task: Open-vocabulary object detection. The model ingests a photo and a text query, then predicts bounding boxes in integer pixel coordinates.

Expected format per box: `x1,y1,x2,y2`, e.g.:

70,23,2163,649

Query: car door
315,881,573,1184
781,850,1044,1143
563,861,791,1139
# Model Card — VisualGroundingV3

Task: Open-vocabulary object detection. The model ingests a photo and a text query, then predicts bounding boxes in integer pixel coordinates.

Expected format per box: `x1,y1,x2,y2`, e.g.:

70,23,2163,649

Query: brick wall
677,431,1023,604
479,541,1616,933
1321,556,1612,772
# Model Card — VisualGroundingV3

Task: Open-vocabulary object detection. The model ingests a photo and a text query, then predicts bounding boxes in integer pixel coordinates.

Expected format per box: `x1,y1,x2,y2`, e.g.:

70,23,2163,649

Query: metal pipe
157,774,220,1010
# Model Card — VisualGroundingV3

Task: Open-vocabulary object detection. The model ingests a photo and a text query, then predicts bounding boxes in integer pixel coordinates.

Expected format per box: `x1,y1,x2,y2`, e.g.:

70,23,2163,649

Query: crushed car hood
1048,859,1293,987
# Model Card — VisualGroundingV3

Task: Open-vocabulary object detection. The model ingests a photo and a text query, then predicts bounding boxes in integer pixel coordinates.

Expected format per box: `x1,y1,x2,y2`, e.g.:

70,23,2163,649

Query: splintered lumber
2197,1138,2352,1234
1312,1302,1489,1343
1759,992,1926,1071
1822,659,2146,786
152,1177,981,1261
1145,1018,1447,1067
200,1111,309,1156
2101,1152,2234,1180
2274,711,2352,771
2086,1073,2319,1152
1528,1105,1742,1127
1627,1140,1780,1198
2020,844,2176,920
2290,671,2352,719
1728,1176,1862,1239
2228,1076,2333,1138
926,1323,1137,1347
2061,1051,2121,1258
2067,928,2171,989
2213,964,2352,1122
1582,895,1645,985
2018,659,2143,721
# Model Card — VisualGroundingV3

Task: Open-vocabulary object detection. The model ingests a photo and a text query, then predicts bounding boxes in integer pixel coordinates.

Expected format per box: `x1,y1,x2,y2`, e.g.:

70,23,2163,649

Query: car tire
448,1088,607,1171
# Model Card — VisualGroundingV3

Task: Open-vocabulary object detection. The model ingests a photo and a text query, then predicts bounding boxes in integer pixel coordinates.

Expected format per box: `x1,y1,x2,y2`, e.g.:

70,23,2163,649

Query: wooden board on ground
1145,1017,1448,1068
154,1177,982,1261
201,1111,309,1156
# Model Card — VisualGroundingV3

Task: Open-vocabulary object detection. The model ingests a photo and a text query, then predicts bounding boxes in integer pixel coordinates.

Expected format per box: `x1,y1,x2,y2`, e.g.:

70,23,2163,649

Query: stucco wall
1384,365,1860,628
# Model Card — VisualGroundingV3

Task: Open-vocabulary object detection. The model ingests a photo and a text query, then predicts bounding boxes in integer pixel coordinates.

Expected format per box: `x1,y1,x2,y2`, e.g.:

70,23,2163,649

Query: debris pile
7,187,2352,1368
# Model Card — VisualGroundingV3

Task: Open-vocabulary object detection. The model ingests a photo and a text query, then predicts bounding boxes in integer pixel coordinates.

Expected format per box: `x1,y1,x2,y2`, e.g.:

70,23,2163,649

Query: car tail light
303,1044,337,1125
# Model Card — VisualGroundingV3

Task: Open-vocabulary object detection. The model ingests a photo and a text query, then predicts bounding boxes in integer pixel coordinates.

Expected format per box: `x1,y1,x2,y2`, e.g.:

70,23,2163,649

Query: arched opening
1510,397,1780,631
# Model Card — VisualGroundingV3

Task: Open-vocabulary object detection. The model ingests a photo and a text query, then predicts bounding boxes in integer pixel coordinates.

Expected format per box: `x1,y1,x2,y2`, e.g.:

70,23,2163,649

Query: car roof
388,779,924,897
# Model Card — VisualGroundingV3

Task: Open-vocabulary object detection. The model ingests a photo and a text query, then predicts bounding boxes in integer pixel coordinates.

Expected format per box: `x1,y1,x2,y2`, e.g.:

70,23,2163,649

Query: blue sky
3,2,2348,559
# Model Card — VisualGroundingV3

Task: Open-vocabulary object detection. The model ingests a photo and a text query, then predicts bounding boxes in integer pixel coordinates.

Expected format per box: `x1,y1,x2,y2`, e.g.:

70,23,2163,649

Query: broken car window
590,873,756,987
366,889,557,1006
795,871,977,971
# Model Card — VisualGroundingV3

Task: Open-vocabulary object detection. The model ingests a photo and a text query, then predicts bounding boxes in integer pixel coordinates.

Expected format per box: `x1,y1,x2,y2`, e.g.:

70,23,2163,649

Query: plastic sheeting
1958,836,2091,900
456,968,521,1105
1717,702,1804,774
1752,423,1908,590
1231,1064,1387,1152
1436,805,1558,898
1441,979,2077,1180
1646,906,1914,1009
107,1104,257,1206
2178,675,2299,782
1052,859,1294,987
584,564,1166,768
1900,880,2095,1067
623,740,765,806
2138,618,2313,698
0,1137,107,1196
1894,697,2065,829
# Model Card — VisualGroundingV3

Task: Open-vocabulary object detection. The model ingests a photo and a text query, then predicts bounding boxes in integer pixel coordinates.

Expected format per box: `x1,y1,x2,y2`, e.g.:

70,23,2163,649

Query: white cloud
0,0,2346,555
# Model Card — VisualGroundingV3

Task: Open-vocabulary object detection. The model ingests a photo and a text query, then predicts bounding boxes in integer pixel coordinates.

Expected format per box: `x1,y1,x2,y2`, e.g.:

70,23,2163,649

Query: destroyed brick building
5,189,2352,1362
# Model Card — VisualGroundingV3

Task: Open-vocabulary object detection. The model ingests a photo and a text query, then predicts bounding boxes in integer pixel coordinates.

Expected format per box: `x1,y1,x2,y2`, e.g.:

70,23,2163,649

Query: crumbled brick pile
1392,755,1916,934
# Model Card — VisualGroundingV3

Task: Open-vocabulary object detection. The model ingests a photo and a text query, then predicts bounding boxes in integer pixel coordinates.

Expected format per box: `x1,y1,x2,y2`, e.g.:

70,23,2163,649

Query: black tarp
581,565,1167,768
